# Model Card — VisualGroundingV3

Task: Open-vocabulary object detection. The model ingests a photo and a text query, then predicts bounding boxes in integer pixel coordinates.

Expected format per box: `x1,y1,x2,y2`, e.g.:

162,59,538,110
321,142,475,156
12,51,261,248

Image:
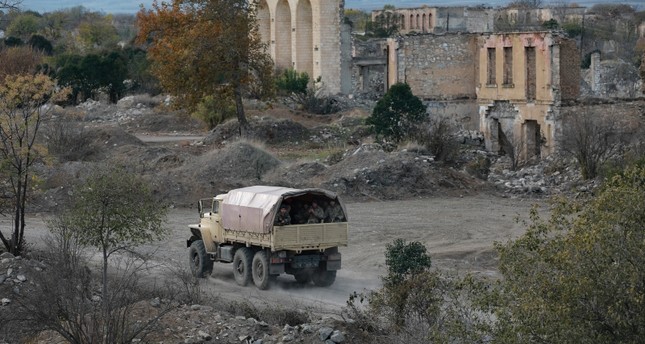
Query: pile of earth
32,95,592,211
34,99,492,210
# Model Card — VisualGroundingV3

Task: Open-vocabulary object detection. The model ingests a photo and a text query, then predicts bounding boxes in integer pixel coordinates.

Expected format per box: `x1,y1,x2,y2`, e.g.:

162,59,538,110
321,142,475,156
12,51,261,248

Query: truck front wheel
312,269,336,287
233,247,253,286
252,250,270,290
189,240,213,278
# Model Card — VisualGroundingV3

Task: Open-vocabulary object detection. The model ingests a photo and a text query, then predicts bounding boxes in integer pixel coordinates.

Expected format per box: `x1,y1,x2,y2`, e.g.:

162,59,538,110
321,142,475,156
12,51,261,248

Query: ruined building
353,31,580,159
371,6,495,34
255,0,344,93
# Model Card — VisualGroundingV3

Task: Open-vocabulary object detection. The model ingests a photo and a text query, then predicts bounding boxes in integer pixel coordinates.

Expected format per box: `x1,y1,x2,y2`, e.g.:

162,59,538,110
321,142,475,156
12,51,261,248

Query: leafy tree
77,15,119,50
490,163,645,343
367,83,426,143
53,51,128,103
136,0,274,131
60,166,167,312
28,34,53,55
0,74,69,255
3,36,23,47
6,13,41,39
343,9,369,32
366,9,399,37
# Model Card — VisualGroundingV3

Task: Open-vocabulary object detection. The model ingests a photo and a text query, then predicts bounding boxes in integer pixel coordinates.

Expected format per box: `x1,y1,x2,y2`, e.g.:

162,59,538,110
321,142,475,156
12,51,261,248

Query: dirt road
19,194,539,315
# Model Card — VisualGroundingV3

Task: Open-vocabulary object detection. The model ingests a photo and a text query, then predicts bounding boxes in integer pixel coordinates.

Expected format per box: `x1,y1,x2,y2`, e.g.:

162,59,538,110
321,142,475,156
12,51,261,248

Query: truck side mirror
198,200,203,218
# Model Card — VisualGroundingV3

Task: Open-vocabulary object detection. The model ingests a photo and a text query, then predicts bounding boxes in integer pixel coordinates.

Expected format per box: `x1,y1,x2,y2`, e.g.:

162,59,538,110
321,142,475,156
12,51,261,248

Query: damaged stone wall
396,33,478,100
558,38,581,101
557,99,645,148
582,52,643,99
350,38,389,97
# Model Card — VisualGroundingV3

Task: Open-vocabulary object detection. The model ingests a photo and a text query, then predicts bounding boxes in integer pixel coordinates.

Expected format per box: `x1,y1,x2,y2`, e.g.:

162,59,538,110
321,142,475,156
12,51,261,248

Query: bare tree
0,74,69,255
560,113,627,179
0,0,21,10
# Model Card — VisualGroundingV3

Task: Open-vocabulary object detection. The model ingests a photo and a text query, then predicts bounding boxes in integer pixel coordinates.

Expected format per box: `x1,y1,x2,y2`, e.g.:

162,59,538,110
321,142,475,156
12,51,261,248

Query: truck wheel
189,240,213,278
312,269,336,287
252,250,270,290
233,247,253,286
294,271,312,284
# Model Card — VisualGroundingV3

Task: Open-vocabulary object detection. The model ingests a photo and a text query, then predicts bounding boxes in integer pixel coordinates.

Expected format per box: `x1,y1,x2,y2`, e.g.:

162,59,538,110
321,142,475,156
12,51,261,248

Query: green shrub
367,83,426,143
275,68,309,95
193,91,236,129
384,239,432,286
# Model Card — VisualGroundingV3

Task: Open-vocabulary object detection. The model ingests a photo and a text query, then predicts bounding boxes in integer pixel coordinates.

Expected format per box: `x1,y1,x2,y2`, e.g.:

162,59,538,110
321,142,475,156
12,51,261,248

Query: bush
42,120,100,162
384,239,432,286
276,68,309,95
489,163,645,343
413,116,459,162
192,90,237,129
367,83,426,143
465,155,491,180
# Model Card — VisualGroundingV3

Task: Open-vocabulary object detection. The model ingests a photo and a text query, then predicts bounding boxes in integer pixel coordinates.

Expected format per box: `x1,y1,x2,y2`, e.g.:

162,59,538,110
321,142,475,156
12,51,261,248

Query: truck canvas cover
220,186,344,234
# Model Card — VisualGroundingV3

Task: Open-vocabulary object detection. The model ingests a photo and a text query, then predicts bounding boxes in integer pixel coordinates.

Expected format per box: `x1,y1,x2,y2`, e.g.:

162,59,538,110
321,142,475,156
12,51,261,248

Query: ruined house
371,6,495,35
352,31,580,159
256,0,344,93
477,32,580,159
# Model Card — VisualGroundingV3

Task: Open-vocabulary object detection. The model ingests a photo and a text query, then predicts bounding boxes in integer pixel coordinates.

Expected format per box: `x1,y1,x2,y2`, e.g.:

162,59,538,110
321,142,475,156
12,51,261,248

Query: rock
7,268,12,276
198,330,212,341
282,334,294,342
0,252,14,259
252,340,263,344
92,295,101,302
238,335,250,341
1,298,10,306
301,324,314,334
282,324,295,333
117,96,136,110
319,327,333,341
16,274,26,282
330,330,345,343
190,304,201,311
150,297,161,308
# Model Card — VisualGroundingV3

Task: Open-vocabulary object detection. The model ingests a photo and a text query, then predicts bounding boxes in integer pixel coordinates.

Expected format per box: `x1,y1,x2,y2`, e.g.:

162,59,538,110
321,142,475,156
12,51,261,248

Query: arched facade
258,0,342,93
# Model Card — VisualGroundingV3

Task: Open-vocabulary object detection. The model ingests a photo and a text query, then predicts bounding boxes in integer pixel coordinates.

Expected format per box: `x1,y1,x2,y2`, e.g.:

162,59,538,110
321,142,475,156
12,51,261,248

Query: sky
17,0,645,14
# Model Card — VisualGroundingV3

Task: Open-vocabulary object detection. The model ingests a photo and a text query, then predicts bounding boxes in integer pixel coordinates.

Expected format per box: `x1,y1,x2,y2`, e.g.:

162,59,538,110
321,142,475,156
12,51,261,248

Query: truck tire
189,240,213,278
252,250,270,290
294,271,312,284
233,247,253,286
312,269,336,287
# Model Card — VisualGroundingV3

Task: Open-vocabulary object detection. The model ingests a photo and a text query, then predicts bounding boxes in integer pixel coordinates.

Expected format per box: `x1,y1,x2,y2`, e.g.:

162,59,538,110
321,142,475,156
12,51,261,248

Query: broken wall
396,33,478,100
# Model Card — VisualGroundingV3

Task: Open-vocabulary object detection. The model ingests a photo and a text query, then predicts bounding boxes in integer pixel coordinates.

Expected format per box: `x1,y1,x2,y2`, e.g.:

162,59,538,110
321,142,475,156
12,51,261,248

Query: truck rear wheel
189,240,213,278
233,247,253,286
312,269,336,287
252,251,270,290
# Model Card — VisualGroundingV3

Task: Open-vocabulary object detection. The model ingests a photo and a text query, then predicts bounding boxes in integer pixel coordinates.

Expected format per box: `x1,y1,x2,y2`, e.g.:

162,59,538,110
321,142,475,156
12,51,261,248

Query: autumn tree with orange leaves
136,0,274,131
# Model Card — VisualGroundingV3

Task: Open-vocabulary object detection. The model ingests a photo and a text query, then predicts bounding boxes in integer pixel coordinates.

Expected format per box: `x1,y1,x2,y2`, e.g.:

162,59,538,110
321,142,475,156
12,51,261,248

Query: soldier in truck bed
307,201,325,223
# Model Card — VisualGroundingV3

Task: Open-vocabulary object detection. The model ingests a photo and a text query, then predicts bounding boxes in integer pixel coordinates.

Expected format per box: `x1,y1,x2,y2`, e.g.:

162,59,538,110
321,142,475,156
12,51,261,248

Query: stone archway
275,0,292,69
295,0,313,77
256,0,271,48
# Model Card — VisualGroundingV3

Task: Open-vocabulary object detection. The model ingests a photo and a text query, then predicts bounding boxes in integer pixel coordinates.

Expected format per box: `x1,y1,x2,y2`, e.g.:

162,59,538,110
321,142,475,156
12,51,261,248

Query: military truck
187,186,349,290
